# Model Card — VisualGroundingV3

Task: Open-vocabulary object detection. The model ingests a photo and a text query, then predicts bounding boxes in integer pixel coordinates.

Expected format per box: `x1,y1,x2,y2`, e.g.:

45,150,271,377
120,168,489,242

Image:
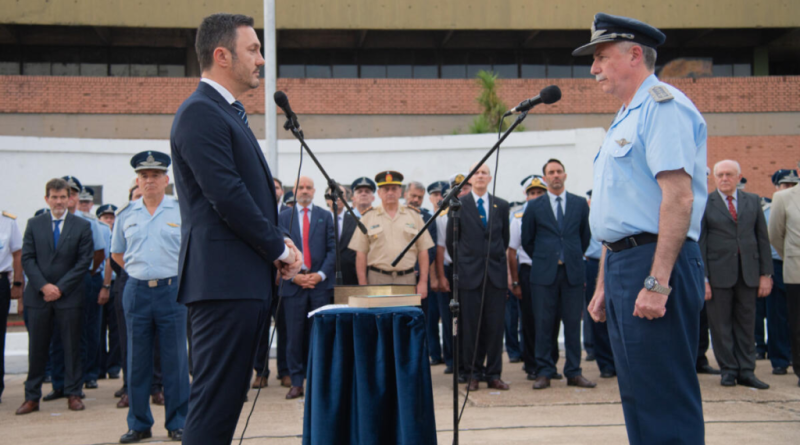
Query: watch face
644,276,655,290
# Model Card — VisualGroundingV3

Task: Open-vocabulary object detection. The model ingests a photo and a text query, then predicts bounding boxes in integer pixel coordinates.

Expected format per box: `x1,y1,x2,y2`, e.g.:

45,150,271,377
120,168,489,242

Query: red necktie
726,195,738,223
302,207,312,269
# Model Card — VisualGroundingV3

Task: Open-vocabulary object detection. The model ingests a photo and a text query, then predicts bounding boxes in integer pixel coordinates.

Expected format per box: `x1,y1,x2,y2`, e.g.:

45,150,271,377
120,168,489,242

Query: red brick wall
708,135,800,199
1,75,798,115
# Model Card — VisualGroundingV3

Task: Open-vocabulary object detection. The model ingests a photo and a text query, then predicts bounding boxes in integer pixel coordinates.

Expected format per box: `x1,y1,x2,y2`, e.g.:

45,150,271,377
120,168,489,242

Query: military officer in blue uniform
111,151,188,443
351,176,377,218
575,13,708,444
97,204,122,380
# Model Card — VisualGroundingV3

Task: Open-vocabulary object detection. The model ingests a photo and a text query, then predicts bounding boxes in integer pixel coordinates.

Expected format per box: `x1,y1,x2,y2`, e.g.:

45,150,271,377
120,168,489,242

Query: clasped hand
274,239,303,281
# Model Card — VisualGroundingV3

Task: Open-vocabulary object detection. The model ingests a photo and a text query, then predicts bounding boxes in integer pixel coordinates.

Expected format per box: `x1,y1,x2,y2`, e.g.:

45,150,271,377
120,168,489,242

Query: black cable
458,118,505,424
238,140,305,445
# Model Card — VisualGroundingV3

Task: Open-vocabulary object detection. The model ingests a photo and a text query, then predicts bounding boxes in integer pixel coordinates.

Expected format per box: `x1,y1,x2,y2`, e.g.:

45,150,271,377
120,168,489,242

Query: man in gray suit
16,178,94,414
700,160,773,389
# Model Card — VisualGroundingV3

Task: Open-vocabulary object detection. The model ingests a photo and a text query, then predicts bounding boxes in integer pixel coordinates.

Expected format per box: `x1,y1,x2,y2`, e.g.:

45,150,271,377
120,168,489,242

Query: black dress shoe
737,375,769,390
443,366,453,375
755,351,767,360
457,374,468,384
114,387,126,398
43,389,65,401
108,372,120,380
120,429,152,443
509,356,522,363
720,374,736,387
696,364,721,375
526,372,538,381
84,380,98,389
553,373,563,380
168,428,183,441
430,358,444,366
773,367,788,375
43,375,52,384
585,353,596,362
600,370,617,378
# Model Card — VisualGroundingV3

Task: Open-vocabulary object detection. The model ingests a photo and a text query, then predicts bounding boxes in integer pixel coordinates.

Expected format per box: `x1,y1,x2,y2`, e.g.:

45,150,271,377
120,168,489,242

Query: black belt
0,271,9,280
603,233,659,253
368,266,415,277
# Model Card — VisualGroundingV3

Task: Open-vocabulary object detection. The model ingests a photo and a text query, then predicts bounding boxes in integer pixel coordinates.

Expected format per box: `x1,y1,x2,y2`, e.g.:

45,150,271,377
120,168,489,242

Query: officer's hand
588,288,606,323
10,284,22,300
511,285,522,299
757,276,772,298
280,245,303,280
41,283,60,302
306,273,322,288
417,282,428,300
633,288,668,320
704,282,712,301
430,273,439,292
98,288,110,305
439,275,450,293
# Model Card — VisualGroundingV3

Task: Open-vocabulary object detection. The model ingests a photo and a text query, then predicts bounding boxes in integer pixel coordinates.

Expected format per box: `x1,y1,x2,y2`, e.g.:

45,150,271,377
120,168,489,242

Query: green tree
467,70,523,134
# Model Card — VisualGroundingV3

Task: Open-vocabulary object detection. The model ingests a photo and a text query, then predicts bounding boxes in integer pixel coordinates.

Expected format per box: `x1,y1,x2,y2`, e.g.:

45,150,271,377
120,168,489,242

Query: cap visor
572,42,599,57
134,166,168,172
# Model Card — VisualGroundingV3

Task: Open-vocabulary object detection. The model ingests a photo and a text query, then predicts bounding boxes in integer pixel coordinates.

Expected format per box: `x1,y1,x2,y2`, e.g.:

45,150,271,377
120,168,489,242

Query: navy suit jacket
22,212,94,309
521,192,591,287
278,206,336,297
445,193,510,290
170,82,287,305
338,211,359,285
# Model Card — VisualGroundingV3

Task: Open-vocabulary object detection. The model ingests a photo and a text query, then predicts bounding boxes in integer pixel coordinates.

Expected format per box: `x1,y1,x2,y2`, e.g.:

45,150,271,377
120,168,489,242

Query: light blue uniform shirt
111,197,181,281
764,206,782,261
75,210,107,271
97,222,112,277
590,74,708,243
585,237,603,260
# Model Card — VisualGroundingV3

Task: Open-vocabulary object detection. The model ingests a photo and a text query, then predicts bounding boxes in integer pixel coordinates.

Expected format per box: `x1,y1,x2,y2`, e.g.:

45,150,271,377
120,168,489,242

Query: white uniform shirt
0,214,23,272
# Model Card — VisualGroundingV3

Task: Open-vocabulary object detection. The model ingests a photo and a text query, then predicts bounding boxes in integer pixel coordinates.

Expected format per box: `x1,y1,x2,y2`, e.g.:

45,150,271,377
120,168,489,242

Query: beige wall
2,0,798,29
2,112,798,140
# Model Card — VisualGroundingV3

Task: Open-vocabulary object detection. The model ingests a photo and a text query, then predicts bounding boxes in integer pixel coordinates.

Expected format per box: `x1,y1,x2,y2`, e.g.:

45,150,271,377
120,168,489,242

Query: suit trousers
123,277,189,432
518,264,560,375
767,260,792,370
697,302,711,368
81,272,104,382
427,290,443,362
25,305,83,400
533,265,583,379
584,258,615,374
284,289,331,387
785,284,800,378
460,284,505,381
437,265,454,369
504,292,522,359
755,296,768,355
98,282,122,377
253,290,288,379
707,265,758,378
183,299,268,445
605,241,705,445
0,274,10,399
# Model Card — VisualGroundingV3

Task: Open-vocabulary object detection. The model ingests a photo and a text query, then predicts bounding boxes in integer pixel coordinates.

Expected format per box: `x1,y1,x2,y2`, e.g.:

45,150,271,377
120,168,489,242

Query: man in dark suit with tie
326,183,359,285
522,159,595,390
170,13,302,445
280,177,335,399
17,178,94,415
701,159,773,389
446,163,511,390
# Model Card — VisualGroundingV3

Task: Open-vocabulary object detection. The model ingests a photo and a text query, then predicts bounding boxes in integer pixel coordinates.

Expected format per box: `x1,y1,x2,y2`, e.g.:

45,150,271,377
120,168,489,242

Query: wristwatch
512,281,520,287
643,276,671,296
13,281,23,287
102,284,112,290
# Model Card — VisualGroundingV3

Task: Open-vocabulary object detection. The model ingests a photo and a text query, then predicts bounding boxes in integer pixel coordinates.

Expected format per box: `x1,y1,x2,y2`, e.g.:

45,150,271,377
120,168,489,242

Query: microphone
507,85,562,115
273,91,302,135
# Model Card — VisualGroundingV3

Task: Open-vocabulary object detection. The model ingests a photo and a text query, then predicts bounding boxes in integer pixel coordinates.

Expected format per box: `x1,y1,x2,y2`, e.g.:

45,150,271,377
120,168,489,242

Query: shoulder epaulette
116,202,131,216
361,207,374,215
407,206,420,214
514,212,524,218
2,211,17,220
648,85,674,103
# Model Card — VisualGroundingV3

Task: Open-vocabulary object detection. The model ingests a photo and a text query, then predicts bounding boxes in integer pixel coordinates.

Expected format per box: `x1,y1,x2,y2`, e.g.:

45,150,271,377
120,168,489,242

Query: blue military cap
130,150,170,172
586,190,593,198
283,190,296,204
520,174,547,193
61,175,83,193
772,169,800,185
79,186,95,201
573,13,666,57
351,176,377,193
737,177,747,190
96,204,118,217
427,181,448,195
34,208,50,217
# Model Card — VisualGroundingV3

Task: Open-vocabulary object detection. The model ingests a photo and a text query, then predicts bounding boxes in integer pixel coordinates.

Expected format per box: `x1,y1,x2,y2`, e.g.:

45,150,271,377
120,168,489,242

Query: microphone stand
391,110,529,445
279,118,367,286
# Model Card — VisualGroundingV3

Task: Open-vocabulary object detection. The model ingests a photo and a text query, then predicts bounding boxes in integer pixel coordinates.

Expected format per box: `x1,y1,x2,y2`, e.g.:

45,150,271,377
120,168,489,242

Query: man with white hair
700,159,773,389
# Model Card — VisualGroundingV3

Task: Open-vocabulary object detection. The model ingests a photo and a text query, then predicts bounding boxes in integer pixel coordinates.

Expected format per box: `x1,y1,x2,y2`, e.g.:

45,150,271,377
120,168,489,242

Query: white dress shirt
471,190,490,223
51,211,67,234
547,190,567,220
718,189,738,213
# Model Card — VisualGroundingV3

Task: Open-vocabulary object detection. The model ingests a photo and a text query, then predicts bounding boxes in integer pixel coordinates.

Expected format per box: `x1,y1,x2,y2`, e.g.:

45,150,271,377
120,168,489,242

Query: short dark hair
195,13,255,71
45,178,69,197
128,185,139,201
542,158,565,174
274,178,283,187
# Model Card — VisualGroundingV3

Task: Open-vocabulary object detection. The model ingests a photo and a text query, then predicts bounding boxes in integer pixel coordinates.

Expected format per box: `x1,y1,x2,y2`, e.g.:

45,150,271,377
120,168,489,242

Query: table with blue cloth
303,307,438,445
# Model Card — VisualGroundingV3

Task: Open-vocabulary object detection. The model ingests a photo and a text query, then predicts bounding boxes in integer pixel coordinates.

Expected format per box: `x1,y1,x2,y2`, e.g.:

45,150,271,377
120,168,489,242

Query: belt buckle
148,280,158,288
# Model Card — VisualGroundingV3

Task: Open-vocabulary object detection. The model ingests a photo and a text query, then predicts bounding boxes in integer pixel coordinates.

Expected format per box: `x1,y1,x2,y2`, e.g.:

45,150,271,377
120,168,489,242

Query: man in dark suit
170,13,302,445
326,183,359,285
17,178,93,415
280,176,335,399
522,159,595,390
701,159,773,389
446,163,510,390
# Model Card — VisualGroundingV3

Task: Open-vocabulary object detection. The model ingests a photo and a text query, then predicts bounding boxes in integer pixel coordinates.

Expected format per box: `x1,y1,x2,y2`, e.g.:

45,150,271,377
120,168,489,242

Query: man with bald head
278,176,335,399
701,159,773,389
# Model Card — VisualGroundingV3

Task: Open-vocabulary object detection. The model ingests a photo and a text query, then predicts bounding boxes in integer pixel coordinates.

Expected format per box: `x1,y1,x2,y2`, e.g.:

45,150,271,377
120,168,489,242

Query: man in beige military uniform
349,171,434,298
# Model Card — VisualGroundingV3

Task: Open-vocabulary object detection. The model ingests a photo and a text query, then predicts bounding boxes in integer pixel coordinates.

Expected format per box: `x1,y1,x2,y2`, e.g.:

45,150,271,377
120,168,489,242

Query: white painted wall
0,127,605,235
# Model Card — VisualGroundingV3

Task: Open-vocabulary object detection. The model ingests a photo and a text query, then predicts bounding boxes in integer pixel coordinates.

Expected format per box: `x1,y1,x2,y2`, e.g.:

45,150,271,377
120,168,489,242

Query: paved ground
3,345,799,445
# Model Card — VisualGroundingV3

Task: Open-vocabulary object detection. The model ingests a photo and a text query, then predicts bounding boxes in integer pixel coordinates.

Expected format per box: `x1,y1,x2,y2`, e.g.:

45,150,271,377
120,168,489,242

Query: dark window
441,52,467,79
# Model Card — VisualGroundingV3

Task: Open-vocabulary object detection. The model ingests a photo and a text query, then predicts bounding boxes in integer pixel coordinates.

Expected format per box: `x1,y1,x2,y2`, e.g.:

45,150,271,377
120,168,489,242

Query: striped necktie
231,100,249,128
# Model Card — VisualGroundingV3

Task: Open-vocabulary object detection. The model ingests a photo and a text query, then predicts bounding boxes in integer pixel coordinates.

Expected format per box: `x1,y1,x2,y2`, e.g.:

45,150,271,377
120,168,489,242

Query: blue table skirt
303,307,438,445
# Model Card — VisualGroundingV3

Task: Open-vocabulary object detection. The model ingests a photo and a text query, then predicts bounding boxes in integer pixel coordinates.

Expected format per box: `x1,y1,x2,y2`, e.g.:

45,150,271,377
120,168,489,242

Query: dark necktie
726,195,737,223
231,100,249,128
477,197,487,228
53,219,61,249
556,197,565,263
302,208,312,269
